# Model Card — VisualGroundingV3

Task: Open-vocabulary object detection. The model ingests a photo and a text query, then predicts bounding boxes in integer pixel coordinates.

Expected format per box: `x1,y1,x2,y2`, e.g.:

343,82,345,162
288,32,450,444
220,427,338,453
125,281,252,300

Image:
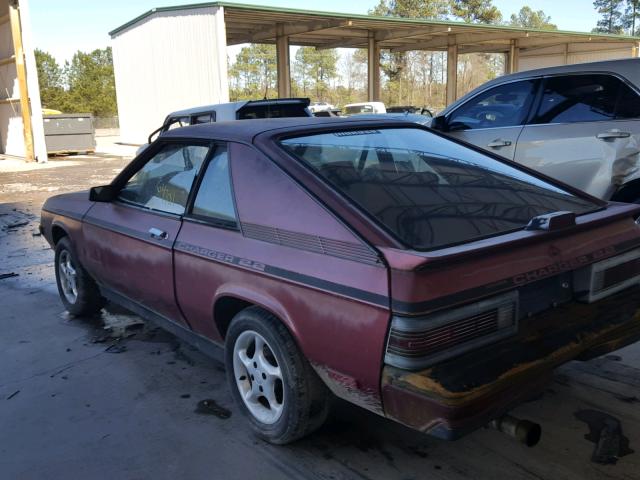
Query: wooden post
9,1,34,161
446,36,458,105
367,32,380,101
507,39,519,74
276,23,291,98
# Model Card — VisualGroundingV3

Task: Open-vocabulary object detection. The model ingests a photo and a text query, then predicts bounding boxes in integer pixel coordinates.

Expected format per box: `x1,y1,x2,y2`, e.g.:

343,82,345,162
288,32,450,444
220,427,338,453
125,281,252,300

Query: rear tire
54,237,105,316
225,307,330,444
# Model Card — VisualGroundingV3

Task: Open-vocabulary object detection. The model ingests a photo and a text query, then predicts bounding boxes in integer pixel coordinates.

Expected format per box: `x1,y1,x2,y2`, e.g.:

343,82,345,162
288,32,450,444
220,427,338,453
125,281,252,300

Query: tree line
594,0,640,35
229,1,562,109
34,1,639,117
34,47,117,117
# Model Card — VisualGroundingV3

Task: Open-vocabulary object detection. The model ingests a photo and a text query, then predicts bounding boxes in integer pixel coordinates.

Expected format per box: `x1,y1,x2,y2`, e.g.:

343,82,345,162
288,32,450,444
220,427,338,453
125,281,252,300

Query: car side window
192,112,215,124
191,144,237,225
166,116,191,130
613,80,640,120
447,80,537,131
119,143,209,215
533,74,637,124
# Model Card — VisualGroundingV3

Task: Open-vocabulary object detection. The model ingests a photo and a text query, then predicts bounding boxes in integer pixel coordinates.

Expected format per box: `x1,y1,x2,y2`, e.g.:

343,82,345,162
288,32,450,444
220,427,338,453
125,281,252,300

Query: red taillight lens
385,291,518,370
574,249,640,303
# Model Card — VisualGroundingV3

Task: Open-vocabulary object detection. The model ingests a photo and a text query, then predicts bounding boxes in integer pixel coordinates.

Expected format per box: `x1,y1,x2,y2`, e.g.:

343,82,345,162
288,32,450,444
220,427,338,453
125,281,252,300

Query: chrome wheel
58,249,78,304
233,330,284,424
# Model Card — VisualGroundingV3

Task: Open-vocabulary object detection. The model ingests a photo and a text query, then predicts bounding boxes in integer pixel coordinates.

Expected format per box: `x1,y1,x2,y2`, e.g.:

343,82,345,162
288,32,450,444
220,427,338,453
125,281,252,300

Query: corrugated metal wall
519,42,637,72
112,6,229,145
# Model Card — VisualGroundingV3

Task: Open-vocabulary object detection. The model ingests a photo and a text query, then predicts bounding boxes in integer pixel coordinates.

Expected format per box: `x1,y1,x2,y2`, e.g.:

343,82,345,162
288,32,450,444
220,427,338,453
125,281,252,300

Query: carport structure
220,3,640,104
110,2,640,144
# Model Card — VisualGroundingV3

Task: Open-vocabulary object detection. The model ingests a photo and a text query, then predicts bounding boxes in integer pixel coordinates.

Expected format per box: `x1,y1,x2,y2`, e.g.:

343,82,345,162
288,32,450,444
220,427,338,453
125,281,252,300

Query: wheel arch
212,285,299,344
611,178,640,203
51,222,70,245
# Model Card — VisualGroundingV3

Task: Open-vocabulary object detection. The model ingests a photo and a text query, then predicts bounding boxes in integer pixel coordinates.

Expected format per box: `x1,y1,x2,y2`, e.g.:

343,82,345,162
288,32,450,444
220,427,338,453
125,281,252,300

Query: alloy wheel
233,330,285,424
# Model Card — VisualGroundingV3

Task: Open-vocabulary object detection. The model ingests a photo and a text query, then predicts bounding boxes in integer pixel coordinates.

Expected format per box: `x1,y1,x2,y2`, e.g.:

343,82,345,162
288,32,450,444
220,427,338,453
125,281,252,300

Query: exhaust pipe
490,414,541,447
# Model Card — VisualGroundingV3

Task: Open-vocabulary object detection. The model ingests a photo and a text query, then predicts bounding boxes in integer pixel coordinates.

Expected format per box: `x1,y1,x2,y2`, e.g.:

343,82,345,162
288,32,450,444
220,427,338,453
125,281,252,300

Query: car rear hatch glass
280,127,600,251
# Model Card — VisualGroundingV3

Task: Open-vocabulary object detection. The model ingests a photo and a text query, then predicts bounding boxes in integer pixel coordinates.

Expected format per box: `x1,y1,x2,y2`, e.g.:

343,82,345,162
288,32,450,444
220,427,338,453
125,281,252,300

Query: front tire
54,237,104,316
225,307,330,444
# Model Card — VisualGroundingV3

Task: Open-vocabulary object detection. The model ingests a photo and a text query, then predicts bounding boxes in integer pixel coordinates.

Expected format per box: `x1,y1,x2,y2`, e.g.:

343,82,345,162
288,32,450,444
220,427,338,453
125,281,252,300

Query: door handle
148,227,168,240
597,130,631,140
487,139,512,148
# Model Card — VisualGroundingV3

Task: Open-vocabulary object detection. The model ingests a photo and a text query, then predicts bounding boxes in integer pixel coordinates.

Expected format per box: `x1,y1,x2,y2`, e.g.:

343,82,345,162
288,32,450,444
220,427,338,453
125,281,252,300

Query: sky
29,0,600,64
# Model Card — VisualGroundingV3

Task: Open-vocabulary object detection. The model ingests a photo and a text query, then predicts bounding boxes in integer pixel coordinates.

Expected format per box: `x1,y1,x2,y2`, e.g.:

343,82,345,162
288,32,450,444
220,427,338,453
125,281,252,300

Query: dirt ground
1,153,639,480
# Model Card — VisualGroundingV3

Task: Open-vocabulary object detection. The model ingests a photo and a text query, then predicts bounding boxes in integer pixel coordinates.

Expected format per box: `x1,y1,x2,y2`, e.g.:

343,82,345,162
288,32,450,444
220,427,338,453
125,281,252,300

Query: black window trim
183,140,240,231
529,71,640,126
445,77,542,132
110,138,214,218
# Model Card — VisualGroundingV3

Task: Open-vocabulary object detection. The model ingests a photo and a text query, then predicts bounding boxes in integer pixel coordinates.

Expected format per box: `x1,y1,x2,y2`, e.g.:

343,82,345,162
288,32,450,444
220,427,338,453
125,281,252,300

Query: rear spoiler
404,202,640,272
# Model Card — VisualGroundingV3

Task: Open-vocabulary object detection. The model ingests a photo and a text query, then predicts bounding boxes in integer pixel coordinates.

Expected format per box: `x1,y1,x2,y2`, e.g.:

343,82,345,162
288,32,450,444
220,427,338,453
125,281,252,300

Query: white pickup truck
138,98,312,154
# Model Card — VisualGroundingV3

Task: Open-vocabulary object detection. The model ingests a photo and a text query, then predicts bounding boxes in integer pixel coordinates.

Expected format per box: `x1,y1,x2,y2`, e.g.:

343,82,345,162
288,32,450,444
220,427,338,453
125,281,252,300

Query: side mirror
89,185,117,202
430,115,447,131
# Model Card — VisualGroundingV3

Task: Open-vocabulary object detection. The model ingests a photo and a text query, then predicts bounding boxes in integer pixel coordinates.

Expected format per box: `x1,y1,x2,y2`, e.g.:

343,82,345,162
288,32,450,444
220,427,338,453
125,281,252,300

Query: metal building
0,0,47,162
110,2,640,145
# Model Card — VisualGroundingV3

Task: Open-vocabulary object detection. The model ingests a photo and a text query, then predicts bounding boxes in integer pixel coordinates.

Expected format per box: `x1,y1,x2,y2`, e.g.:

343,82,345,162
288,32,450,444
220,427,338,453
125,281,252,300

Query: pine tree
624,0,640,36
509,6,557,30
593,0,625,33
450,0,502,24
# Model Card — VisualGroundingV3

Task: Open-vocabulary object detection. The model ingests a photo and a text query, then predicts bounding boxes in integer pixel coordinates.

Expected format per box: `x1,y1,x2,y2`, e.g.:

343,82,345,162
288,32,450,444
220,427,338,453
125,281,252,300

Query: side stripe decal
174,240,390,308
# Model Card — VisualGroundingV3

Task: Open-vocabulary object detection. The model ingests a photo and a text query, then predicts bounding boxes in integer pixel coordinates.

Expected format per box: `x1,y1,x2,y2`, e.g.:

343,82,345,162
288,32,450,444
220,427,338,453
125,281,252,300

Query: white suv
431,59,640,202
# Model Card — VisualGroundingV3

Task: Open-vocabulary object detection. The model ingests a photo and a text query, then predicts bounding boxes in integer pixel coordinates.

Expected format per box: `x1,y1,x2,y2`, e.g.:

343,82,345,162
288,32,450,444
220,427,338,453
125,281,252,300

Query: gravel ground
0,154,639,480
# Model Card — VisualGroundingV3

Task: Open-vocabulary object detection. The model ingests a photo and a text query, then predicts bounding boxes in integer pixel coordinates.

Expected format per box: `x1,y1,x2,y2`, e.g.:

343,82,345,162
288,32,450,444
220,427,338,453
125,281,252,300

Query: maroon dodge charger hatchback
41,117,640,445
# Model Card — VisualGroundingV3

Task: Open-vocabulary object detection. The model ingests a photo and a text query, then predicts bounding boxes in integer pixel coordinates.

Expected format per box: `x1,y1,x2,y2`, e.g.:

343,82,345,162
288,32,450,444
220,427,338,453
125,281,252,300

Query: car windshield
280,127,600,250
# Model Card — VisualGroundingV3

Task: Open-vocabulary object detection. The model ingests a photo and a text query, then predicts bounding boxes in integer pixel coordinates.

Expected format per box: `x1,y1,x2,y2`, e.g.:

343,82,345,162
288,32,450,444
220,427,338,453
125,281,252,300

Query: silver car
431,59,640,202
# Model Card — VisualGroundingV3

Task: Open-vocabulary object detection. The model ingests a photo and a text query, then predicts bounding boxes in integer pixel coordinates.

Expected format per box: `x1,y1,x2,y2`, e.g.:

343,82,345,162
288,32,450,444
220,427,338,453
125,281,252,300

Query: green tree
34,49,66,110
293,47,338,100
371,0,450,18
229,44,276,100
369,0,449,102
509,6,557,30
593,0,625,33
64,48,117,116
624,0,640,35
450,0,502,24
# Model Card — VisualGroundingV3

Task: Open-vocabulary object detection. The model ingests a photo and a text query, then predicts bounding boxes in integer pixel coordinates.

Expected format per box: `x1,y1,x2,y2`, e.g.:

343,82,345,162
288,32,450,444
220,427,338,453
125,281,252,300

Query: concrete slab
1,156,639,479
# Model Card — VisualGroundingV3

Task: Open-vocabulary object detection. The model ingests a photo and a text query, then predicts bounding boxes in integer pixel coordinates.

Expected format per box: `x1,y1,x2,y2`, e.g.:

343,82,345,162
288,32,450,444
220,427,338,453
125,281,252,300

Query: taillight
574,248,640,303
385,291,519,370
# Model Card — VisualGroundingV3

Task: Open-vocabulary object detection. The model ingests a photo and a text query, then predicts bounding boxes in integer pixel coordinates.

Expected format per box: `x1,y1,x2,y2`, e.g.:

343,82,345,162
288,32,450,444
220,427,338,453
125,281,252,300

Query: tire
225,307,330,444
54,237,105,316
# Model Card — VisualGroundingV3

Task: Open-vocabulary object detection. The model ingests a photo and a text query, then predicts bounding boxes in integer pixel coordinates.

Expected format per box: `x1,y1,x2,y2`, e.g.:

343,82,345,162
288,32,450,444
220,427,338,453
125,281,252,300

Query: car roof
441,57,640,115
159,116,415,143
344,102,385,107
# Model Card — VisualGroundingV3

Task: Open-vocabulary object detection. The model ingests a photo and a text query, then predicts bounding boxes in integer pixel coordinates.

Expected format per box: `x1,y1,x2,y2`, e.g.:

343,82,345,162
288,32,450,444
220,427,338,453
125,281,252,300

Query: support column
446,37,458,105
506,39,519,74
9,2,34,161
367,32,380,102
635,42,640,58
275,23,290,98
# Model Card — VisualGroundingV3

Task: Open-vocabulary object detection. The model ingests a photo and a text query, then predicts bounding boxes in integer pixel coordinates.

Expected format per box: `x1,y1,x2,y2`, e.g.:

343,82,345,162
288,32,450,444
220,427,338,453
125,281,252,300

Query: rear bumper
381,286,640,440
